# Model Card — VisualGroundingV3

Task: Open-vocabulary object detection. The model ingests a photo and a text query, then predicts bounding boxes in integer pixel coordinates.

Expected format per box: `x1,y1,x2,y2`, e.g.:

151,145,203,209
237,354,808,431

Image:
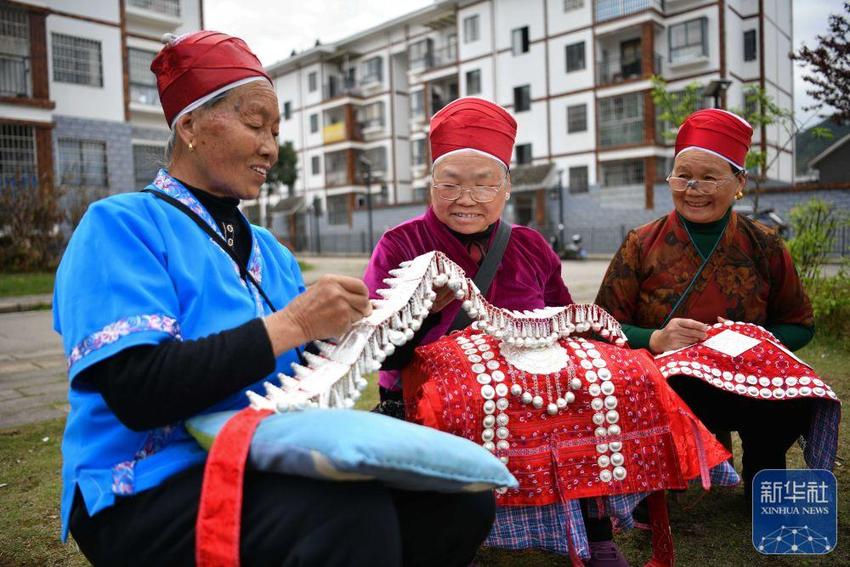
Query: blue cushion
186,409,518,492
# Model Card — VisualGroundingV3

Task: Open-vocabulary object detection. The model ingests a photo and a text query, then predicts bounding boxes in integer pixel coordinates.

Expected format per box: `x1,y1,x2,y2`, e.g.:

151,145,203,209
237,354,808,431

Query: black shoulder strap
448,220,512,332
142,188,278,313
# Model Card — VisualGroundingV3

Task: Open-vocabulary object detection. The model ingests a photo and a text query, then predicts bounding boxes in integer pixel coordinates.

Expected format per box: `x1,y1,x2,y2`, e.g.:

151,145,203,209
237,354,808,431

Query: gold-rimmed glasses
666,174,741,196
431,176,506,203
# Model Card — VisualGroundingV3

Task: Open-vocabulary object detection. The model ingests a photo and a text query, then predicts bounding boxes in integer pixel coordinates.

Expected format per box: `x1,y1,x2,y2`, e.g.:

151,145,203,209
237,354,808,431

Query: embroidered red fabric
655,321,839,403
403,329,730,507
195,407,273,567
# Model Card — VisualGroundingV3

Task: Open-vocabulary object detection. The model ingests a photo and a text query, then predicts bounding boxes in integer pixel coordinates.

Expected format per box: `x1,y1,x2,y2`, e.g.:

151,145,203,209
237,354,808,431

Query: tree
266,141,298,197
651,76,704,143
793,2,850,124
0,171,63,271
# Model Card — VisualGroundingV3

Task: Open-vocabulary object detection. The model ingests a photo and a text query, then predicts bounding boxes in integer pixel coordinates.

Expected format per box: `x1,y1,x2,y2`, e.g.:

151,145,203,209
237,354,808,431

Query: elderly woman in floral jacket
595,109,815,497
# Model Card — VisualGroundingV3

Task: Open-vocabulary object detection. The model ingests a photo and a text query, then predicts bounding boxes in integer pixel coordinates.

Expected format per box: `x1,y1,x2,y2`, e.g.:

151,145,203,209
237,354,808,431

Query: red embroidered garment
404,329,731,506
656,321,838,403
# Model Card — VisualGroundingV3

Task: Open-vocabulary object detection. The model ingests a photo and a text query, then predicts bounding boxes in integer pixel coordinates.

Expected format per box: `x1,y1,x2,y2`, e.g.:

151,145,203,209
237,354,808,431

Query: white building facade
267,0,793,244
0,0,202,207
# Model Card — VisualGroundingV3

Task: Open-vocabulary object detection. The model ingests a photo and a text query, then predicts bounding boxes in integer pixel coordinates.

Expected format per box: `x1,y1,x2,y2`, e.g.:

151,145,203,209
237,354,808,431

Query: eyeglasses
432,177,506,203
666,174,741,195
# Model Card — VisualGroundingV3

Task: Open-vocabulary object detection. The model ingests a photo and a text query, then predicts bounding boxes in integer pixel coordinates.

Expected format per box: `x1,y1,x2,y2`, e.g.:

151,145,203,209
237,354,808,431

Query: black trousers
70,464,495,567
668,376,814,497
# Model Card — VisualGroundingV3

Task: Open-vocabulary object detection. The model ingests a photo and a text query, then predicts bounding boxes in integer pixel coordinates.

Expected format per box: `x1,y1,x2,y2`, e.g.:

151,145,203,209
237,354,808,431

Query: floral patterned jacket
595,210,813,329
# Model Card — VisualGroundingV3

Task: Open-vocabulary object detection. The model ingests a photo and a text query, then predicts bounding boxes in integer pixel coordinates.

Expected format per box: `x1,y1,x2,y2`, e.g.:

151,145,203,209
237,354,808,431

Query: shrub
787,198,850,338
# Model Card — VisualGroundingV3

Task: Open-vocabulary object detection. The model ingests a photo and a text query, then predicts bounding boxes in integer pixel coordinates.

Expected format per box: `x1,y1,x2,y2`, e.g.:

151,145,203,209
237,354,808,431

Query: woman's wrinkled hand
430,285,457,313
264,275,372,355
649,318,708,354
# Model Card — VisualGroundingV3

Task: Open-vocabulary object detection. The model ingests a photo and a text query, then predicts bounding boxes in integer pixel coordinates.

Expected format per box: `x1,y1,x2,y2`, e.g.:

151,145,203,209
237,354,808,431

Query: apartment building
267,0,793,241
0,0,202,208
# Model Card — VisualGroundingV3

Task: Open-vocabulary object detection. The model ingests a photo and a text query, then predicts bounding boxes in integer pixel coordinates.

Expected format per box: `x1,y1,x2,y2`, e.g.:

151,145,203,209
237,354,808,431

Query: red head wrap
151,30,272,128
429,97,517,168
675,108,753,170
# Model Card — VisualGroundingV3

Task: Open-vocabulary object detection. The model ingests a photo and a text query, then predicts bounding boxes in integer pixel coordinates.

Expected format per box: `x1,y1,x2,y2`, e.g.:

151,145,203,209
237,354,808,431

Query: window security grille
52,33,103,87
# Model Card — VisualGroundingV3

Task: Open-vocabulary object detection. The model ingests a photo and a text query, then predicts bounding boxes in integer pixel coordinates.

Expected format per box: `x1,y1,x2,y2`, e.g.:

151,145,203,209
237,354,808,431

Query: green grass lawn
1,337,846,566
0,272,55,298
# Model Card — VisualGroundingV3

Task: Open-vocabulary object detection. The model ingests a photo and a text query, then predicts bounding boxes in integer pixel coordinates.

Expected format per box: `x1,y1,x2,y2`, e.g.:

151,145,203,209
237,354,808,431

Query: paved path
0,258,608,429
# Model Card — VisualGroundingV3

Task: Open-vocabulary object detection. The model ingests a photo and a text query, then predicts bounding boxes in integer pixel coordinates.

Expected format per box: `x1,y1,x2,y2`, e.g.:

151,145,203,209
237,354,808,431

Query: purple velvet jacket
364,207,574,389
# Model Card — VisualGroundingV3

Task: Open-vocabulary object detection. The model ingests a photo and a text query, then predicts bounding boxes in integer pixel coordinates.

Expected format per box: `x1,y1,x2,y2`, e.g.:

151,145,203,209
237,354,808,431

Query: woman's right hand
649,318,708,354
430,285,457,313
264,275,372,355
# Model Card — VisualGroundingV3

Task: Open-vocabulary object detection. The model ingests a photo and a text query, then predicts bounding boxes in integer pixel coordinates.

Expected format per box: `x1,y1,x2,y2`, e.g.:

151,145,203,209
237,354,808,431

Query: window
410,90,425,119
515,143,532,165
283,101,291,120
669,17,707,63
0,124,37,191
466,69,481,95
310,113,319,133
568,166,589,193
358,101,385,130
601,159,644,186
311,156,320,175
411,138,427,166
567,104,587,133
0,5,31,98
513,85,531,112
58,139,108,187
409,39,433,70
308,71,317,92
565,42,585,72
463,15,480,43
511,26,529,56
127,0,181,17
564,0,583,11
325,151,348,186
362,147,388,174
598,92,644,147
132,144,161,188
327,194,348,225
128,48,158,105
743,29,757,62
52,33,103,87
361,56,383,84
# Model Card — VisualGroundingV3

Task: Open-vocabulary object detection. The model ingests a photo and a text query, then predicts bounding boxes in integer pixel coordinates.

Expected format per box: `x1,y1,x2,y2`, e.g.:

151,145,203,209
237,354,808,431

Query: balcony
323,123,347,145
0,53,31,98
596,52,662,85
598,92,645,147
323,77,360,100
125,0,182,30
595,0,664,23
410,43,457,73
126,0,180,17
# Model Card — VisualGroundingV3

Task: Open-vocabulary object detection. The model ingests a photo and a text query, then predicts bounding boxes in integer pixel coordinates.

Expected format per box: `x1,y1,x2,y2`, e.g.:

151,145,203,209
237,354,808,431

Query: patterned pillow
187,409,517,492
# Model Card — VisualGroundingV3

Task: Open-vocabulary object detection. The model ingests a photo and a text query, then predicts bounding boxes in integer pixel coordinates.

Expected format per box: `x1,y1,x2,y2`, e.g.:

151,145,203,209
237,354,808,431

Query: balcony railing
323,78,360,100
595,0,664,23
127,0,181,17
0,53,31,98
596,53,662,85
410,44,458,72
323,123,347,145
325,169,348,187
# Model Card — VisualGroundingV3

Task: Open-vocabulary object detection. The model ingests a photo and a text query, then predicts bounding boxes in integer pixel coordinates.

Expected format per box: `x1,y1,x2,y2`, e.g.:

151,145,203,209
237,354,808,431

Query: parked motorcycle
560,234,587,260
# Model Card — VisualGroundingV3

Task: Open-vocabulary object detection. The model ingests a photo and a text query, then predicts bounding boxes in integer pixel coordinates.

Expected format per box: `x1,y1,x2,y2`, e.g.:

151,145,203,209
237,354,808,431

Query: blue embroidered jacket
54,170,304,539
